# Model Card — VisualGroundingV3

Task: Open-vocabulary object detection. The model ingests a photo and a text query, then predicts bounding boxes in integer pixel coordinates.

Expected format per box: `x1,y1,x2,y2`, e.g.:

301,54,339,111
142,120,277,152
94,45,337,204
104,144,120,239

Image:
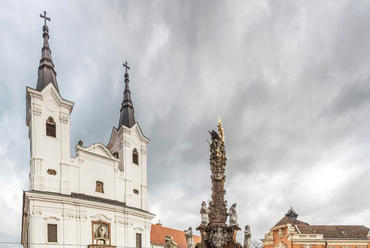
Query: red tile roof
273,216,309,228
298,225,370,239
151,224,202,248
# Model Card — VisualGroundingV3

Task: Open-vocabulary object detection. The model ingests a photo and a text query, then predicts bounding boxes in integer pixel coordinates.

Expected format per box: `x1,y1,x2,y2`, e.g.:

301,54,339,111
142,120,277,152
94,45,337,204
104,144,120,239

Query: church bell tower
26,11,74,194
107,62,150,210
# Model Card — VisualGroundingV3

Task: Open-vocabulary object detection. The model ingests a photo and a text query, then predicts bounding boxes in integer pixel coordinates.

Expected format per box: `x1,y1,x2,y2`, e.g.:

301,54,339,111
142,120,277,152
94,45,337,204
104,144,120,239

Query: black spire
36,11,59,92
118,62,136,128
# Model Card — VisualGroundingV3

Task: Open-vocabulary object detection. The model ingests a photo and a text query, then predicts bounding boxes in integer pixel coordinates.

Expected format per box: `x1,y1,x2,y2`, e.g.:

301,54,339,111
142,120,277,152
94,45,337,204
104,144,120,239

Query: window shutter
48,224,57,242
136,233,142,248
95,181,104,193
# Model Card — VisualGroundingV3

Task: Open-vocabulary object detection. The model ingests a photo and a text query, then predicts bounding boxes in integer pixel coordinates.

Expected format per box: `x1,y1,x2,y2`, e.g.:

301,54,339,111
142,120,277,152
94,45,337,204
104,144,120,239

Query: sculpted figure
244,225,252,248
277,228,285,238
94,224,104,238
229,203,238,226
184,227,195,248
200,201,209,225
164,235,178,248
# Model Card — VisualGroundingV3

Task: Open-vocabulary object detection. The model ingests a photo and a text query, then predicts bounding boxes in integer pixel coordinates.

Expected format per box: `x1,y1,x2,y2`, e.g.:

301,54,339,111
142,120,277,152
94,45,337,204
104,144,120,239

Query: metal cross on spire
40,11,51,26
123,61,130,74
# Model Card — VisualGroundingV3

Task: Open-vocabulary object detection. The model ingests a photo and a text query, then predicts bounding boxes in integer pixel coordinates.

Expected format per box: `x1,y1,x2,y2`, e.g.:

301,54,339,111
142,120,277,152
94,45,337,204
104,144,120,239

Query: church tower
21,13,154,248
107,62,150,210
26,11,74,194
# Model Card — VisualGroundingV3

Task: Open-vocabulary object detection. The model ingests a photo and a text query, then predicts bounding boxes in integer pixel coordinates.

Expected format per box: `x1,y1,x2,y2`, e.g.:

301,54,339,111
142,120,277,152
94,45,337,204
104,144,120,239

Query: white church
21,12,155,248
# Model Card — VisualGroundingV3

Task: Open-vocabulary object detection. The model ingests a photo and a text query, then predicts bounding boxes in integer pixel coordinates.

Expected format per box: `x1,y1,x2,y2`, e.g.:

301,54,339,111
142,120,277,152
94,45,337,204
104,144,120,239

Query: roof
273,216,309,228
118,71,136,128
297,225,370,239
150,224,202,248
36,20,59,93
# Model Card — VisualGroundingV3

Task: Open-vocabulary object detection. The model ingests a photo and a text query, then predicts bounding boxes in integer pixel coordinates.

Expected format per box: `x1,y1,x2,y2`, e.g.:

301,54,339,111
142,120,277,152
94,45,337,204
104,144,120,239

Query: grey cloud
2,0,370,245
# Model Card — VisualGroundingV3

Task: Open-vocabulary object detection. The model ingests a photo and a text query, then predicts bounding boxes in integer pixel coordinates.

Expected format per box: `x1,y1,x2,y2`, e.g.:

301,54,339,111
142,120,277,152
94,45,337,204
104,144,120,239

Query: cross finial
40,11,51,26
123,61,130,74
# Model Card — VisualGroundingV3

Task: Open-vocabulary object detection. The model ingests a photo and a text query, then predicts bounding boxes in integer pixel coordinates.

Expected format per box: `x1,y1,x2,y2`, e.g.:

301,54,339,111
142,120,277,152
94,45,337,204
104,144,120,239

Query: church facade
262,208,370,248
21,13,155,248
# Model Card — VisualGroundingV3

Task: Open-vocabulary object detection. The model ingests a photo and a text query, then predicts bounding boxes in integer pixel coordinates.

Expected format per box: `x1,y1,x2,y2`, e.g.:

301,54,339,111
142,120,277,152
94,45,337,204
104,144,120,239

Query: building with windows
262,208,370,248
21,13,155,248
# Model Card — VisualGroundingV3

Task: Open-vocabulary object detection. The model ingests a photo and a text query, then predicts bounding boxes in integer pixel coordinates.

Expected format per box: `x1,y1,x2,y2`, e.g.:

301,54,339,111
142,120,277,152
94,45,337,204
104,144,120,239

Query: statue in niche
200,201,209,225
164,235,179,248
229,203,238,226
94,224,104,238
244,225,252,248
185,227,195,248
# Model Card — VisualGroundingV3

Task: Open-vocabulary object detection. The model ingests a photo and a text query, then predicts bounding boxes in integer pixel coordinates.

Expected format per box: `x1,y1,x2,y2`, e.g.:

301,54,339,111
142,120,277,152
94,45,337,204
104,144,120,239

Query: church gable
131,123,150,144
77,143,118,161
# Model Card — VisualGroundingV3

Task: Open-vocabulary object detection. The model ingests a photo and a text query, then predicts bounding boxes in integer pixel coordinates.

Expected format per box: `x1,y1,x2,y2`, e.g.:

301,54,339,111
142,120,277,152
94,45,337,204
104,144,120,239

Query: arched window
96,181,104,193
46,117,56,137
132,148,139,165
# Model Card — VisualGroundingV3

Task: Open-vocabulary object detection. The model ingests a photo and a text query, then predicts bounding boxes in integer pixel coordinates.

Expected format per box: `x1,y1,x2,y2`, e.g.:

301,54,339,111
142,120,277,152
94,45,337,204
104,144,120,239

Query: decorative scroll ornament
33,107,42,116
286,224,296,235
59,113,69,124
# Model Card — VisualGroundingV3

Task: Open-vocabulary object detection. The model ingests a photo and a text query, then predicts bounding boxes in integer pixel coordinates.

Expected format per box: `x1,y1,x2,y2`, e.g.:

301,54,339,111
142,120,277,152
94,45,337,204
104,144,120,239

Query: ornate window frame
91,220,112,246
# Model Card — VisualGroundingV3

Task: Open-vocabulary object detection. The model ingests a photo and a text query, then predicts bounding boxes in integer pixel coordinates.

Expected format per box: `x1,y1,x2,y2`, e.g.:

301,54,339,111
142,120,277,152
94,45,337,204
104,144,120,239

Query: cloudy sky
1,0,370,247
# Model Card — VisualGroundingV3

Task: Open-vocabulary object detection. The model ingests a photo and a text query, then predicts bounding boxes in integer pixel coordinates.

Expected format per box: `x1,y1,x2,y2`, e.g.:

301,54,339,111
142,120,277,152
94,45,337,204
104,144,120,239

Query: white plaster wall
27,85,73,195
25,192,154,248
107,124,149,210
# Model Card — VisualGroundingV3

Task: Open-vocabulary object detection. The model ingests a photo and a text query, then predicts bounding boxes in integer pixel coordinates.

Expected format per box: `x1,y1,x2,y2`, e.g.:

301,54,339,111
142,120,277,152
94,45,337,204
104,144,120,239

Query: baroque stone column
208,129,228,227
196,121,241,248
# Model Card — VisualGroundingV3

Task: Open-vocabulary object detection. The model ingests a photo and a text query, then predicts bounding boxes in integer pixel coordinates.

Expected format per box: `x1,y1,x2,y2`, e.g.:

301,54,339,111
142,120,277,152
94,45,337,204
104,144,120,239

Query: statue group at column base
196,224,242,248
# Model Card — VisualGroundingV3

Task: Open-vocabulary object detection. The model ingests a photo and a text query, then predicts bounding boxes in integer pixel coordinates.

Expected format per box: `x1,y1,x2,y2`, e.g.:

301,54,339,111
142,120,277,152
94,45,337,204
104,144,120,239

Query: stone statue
164,235,178,248
244,225,251,248
229,203,238,226
185,227,195,248
94,224,104,238
200,201,209,225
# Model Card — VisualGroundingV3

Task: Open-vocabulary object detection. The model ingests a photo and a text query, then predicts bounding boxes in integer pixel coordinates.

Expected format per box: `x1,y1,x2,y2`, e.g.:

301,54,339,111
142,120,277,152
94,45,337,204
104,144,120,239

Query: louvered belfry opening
46,117,56,137
133,148,139,165
47,224,57,242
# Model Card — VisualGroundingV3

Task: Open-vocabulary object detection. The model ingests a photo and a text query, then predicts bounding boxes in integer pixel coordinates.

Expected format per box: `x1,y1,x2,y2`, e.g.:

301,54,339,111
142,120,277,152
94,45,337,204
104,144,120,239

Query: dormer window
46,117,56,137
132,149,139,165
96,181,104,193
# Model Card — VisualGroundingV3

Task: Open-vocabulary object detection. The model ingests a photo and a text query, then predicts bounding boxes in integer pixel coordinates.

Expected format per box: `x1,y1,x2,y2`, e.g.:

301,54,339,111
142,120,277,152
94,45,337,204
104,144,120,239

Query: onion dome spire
36,11,59,92
118,61,136,128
